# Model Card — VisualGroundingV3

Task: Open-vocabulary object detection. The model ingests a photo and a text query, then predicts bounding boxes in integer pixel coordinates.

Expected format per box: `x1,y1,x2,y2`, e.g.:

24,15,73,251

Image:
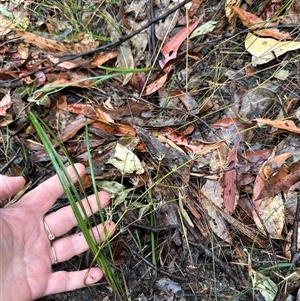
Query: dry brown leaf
90,52,118,67
15,29,98,54
162,126,221,155
231,6,291,40
171,89,200,114
200,180,233,243
225,0,242,33
223,140,239,213
188,0,204,18
143,73,168,96
0,91,12,116
15,29,70,53
58,114,95,143
92,120,137,137
255,118,300,134
252,194,285,239
0,14,14,35
105,12,134,85
253,152,291,206
154,5,178,41
98,101,153,120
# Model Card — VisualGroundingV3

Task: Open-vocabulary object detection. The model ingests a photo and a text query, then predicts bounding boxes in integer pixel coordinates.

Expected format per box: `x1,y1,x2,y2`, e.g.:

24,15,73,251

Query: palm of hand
2,205,52,300
0,164,114,301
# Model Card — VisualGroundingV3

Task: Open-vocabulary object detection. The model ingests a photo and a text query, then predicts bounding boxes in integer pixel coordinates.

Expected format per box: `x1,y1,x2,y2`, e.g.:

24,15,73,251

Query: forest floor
1,0,300,300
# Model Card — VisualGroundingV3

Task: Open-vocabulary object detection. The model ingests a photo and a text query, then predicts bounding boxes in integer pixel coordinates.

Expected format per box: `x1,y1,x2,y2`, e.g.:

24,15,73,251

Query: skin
0,163,115,301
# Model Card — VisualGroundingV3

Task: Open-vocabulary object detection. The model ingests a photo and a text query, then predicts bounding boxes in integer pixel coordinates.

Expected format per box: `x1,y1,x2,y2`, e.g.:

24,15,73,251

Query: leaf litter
1,0,300,300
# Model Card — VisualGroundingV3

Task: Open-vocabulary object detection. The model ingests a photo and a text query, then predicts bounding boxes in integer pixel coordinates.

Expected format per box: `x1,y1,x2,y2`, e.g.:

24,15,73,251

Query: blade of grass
84,118,124,294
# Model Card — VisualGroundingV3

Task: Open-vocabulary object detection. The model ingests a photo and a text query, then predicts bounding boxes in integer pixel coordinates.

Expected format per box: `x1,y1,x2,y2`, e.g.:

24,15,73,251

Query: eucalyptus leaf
106,143,144,174
189,21,217,39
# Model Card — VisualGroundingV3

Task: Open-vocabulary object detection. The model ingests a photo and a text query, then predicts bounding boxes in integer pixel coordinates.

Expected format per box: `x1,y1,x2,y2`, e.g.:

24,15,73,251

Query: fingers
44,191,111,238
18,163,86,213
51,221,115,264
0,176,25,199
43,267,103,296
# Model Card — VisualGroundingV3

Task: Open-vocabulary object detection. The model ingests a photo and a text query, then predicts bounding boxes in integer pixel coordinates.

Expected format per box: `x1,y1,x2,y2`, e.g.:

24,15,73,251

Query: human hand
0,163,115,301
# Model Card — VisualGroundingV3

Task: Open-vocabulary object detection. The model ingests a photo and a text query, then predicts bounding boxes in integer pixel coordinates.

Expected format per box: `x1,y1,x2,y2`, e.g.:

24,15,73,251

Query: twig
148,0,156,64
291,189,300,259
0,149,21,174
130,223,177,233
187,239,242,285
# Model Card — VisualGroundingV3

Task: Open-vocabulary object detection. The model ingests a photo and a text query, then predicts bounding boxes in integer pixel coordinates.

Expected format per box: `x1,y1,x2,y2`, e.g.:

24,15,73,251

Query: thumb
0,175,26,199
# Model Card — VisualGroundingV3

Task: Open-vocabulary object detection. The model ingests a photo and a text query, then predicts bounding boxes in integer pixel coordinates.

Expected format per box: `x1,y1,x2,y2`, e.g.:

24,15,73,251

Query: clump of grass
27,111,124,296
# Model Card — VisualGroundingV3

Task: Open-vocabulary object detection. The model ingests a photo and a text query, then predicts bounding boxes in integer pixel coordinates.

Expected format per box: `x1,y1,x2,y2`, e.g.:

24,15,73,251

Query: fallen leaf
223,140,239,213
253,194,285,239
239,87,279,119
188,0,204,18
225,0,242,33
171,89,200,114
255,118,300,134
92,120,137,137
106,12,134,85
143,73,168,96
15,29,70,53
245,33,300,66
90,52,118,67
162,126,221,154
0,91,12,116
135,125,189,166
250,267,278,299
159,18,201,71
231,6,291,40
189,20,217,39
200,179,233,243
253,152,291,205
178,192,194,228
106,143,144,174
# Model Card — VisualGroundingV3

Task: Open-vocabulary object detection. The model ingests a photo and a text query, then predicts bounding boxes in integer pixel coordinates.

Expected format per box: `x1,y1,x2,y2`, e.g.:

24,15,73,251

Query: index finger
17,163,86,214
